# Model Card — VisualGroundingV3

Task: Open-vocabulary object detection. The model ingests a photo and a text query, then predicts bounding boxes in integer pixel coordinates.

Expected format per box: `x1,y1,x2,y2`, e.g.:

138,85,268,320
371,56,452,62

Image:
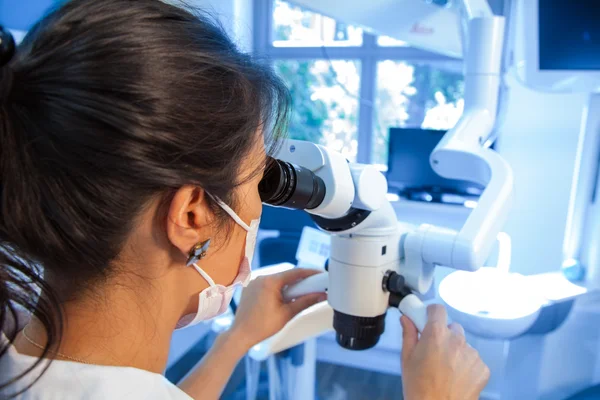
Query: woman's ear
165,186,213,257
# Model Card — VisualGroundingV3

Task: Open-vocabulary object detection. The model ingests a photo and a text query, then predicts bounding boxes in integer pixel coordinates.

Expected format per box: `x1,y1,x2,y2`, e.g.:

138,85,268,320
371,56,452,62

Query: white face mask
175,197,260,330
215,198,261,268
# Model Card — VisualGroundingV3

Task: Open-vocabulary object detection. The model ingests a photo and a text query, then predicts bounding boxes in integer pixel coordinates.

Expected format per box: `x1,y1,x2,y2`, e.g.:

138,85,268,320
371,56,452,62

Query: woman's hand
180,269,325,399
401,305,490,400
229,268,327,352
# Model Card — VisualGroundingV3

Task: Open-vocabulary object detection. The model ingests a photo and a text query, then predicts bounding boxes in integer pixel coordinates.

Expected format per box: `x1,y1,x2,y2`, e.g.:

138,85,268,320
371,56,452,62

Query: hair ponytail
0,25,64,397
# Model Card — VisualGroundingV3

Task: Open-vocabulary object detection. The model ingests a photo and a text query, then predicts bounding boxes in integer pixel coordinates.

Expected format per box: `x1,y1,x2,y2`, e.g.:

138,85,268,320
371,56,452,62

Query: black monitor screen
539,0,600,70
386,128,483,194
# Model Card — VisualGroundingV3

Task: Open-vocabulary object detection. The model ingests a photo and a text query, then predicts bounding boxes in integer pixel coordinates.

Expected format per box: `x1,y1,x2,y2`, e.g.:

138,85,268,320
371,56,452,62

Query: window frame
253,0,462,164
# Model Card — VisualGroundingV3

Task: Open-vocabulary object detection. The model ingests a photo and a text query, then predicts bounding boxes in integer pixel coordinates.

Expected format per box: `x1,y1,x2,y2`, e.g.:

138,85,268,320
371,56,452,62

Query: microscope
259,139,428,349
259,124,512,351
252,0,512,354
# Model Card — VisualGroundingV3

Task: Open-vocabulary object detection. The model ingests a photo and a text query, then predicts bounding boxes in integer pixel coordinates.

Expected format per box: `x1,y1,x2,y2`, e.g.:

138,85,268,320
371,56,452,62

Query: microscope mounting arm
411,7,512,274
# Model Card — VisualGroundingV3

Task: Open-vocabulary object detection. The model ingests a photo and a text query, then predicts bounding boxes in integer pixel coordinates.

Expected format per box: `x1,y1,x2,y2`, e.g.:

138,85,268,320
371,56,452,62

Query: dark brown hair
0,0,289,395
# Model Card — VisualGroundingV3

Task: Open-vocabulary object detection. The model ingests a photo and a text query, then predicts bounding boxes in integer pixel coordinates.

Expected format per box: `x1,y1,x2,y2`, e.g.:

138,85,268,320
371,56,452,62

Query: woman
0,1,489,399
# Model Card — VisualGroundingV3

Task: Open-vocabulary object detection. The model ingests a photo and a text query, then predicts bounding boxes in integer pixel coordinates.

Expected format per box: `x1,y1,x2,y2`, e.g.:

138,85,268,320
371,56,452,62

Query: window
272,0,363,47
373,61,464,164
274,60,361,160
255,0,464,166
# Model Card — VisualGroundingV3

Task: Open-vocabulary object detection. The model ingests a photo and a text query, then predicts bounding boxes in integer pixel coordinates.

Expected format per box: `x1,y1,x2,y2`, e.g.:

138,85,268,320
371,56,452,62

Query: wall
498,76,588,277
476,75,591,398
500,81,600,398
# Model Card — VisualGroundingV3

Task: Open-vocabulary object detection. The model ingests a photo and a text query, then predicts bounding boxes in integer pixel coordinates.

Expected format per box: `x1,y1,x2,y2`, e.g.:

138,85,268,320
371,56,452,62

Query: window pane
274,60,361,161
377,35,409,47
372,61,464,166
273,0,363,47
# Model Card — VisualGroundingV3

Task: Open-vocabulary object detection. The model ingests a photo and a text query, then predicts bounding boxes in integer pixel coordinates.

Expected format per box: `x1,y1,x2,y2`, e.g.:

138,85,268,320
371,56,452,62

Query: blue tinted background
0,0,63,31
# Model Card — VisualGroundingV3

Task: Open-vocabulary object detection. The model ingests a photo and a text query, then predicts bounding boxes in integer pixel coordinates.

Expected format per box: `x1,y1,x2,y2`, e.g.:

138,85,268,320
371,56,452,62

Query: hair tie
0,25,16,105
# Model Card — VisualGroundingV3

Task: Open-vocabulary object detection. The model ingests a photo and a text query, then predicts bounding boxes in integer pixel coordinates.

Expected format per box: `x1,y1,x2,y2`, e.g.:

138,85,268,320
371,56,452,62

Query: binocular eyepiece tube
259,157,326,211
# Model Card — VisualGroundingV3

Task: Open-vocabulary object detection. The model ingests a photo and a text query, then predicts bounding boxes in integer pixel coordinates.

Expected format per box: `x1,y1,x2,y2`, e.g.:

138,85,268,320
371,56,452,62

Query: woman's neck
15,283,178,373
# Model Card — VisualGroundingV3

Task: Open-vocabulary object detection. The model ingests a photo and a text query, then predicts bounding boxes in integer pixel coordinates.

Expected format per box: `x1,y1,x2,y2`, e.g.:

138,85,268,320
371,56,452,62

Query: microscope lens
259,158,326,211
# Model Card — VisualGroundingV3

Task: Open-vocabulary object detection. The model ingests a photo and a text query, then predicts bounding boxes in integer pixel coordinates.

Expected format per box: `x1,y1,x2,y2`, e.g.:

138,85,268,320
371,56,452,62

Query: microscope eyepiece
259,157,326,210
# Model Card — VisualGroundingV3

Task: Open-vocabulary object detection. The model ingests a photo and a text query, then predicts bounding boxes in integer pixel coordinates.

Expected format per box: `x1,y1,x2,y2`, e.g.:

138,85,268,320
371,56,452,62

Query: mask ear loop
192,263,216,287
207,193,251,231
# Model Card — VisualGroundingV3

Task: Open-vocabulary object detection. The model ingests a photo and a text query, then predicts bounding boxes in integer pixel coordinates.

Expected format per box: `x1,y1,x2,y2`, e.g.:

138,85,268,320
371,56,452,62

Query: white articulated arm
407,8,513,273
291,0,463,58
460,0,494,19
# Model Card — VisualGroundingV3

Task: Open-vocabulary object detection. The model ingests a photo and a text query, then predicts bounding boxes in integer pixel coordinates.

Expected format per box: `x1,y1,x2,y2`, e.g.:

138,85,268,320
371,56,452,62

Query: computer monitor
510,0,600,91
539,2,600,71
386,128,484,195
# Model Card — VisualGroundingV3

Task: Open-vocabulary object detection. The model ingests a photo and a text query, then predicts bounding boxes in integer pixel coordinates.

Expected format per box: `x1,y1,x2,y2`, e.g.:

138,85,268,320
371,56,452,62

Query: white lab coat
0,338,192,400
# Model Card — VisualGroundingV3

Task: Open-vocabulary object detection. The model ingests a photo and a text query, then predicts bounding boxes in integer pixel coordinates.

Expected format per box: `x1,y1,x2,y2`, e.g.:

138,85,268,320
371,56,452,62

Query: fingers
426,304,448,327
400,315,418,366
274,268,324,287
448,322,465,337
457,345,490,393
448,322,467,350
285,292,327,318
480,362,491,388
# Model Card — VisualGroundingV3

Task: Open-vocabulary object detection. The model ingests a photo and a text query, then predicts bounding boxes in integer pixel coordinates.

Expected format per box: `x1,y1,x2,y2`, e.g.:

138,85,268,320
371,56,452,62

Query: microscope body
328,228,407,349
262,116,511,348
262,139,429,349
